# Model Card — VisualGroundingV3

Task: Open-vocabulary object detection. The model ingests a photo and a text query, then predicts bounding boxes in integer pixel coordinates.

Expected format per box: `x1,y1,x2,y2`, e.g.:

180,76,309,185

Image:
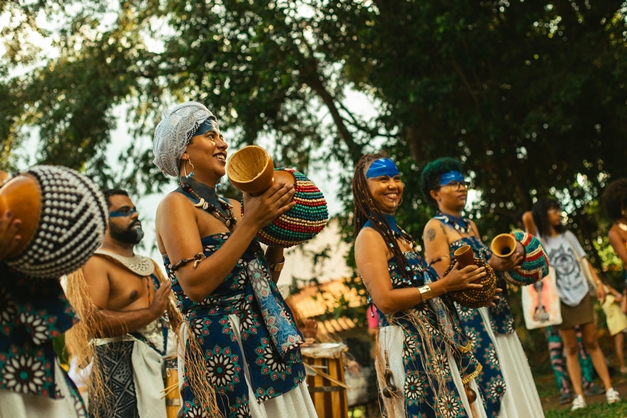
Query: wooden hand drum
446,245,497,308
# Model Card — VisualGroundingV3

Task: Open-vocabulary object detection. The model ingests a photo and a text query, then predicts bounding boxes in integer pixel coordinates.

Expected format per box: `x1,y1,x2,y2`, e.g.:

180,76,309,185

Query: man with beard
64,189,180,418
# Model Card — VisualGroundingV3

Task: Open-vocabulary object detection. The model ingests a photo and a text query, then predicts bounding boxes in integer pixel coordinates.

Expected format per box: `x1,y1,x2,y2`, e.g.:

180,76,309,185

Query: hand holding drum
227,145,328,248
496,231,549,286
490,233,524,270
444,245,497,308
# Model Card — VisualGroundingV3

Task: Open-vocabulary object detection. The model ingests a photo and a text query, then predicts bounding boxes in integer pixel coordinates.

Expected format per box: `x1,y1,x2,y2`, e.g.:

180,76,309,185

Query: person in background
529,197,619,410
0,166,108,418
602,178,627,295
600,282,627,374
518,211,605,404
65,189,180,418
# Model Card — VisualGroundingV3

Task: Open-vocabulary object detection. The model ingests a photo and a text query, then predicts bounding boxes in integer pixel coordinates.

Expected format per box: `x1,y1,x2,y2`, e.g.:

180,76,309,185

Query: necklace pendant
226,219,231,227
194,198,206,209
213,212,220,219
202,202,209,210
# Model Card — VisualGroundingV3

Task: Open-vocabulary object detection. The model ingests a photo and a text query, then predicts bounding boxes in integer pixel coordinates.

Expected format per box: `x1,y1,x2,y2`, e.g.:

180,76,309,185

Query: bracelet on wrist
418,285,433,302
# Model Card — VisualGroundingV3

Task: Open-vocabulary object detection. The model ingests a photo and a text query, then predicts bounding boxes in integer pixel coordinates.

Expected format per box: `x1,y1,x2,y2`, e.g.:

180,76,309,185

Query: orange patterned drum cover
301,343,349,418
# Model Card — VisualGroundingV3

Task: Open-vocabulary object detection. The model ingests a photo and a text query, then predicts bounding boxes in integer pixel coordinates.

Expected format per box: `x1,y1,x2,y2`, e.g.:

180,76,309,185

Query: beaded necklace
434,211,471,234
179,178,237,228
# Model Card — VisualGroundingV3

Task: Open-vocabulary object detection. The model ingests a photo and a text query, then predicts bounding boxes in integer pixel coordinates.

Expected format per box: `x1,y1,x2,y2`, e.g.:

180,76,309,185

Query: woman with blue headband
352,153,488,417
421,157,543,417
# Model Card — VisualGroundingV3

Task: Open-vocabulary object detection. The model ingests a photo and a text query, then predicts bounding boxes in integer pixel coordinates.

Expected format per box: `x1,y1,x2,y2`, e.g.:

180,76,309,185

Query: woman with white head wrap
153,102,317,418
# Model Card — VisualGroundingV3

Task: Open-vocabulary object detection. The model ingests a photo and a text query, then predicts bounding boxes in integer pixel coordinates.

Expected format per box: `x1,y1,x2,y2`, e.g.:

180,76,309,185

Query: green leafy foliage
3,2,627,323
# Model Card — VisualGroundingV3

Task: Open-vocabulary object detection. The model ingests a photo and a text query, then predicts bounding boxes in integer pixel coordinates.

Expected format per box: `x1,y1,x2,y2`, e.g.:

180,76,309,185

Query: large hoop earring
186,159,195,178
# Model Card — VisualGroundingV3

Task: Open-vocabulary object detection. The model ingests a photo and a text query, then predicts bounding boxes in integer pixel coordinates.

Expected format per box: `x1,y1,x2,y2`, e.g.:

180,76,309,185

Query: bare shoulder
156,192,197,223
82,254,112,281
355,227,385,250
424,218,449,239
469,219,480,234
424,218,444,234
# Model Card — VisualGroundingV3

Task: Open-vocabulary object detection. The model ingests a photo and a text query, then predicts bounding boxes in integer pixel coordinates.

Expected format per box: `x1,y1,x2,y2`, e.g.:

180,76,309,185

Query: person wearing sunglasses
421,157,544,418
64,189,181,418
527,197,619,410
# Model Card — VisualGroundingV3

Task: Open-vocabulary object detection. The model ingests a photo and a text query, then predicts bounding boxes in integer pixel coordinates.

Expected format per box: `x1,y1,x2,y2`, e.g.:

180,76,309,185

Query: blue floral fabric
0,262,85,413
371,250,481,418
163,233,305,418
446,235,513,418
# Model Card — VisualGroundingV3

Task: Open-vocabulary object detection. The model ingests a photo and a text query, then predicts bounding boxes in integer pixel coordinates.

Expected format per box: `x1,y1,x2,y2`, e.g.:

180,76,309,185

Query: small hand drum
503,231,549,286
445,245,497,308
227,146,328,248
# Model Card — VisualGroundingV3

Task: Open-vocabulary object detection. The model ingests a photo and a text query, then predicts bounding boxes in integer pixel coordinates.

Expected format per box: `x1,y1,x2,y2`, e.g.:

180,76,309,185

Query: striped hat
503,231,549,286
257,169,328,248
6,165,107,278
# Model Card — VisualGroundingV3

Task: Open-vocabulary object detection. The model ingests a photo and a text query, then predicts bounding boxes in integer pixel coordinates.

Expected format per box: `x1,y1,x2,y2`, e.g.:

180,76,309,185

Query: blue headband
109,207,137,218
439,170,464,186
366,158,400,179
194,117,220,137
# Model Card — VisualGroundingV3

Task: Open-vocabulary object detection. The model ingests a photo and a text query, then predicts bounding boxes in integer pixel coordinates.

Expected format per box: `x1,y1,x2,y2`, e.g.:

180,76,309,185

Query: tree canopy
3,0,627,277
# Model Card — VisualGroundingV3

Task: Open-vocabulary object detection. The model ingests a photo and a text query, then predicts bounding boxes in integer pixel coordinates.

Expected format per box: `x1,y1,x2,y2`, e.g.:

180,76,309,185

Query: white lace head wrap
152,102,220,177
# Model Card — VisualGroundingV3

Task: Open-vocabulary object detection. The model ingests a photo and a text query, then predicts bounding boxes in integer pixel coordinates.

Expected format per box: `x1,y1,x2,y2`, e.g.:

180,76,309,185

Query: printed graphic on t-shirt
548,244,585,293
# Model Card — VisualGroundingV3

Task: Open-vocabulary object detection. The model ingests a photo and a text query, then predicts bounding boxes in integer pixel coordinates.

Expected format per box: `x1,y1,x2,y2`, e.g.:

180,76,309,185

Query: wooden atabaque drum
301,343,349,418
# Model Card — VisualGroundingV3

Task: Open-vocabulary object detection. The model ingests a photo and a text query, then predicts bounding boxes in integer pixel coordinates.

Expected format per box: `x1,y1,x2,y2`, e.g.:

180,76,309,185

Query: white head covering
152,102,219,177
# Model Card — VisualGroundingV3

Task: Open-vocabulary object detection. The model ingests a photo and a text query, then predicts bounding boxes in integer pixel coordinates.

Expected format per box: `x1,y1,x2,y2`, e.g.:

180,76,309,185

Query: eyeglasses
441,181,470,191
109,207,138,218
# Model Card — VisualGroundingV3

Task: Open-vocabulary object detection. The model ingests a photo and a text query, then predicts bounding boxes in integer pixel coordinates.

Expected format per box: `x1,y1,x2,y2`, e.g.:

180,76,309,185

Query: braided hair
352,153,414,283
602,179,627,222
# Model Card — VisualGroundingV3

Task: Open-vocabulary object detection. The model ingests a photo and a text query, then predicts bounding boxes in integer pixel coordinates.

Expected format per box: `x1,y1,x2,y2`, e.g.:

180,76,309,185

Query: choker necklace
618,222,627,232
179,177,237,228
435,211,471,234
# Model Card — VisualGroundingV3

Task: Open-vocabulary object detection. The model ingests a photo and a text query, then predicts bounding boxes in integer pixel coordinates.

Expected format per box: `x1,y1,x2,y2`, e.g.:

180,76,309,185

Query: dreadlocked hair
352,153,414,284
420,157,462,205
532,197,564,238
602,179,627,221
354,154,472,411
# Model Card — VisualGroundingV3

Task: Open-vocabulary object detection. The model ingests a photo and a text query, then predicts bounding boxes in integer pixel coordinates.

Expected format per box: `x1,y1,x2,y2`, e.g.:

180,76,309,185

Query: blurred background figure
531,197,619,410
0,166,108,418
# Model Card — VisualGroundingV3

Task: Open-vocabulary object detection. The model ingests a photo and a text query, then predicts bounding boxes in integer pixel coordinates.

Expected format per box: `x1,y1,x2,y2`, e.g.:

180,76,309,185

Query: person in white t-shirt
528,197,619,410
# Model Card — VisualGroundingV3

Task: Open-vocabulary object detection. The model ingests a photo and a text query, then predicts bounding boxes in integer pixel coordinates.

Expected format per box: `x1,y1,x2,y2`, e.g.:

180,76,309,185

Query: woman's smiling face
365,158,404,214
